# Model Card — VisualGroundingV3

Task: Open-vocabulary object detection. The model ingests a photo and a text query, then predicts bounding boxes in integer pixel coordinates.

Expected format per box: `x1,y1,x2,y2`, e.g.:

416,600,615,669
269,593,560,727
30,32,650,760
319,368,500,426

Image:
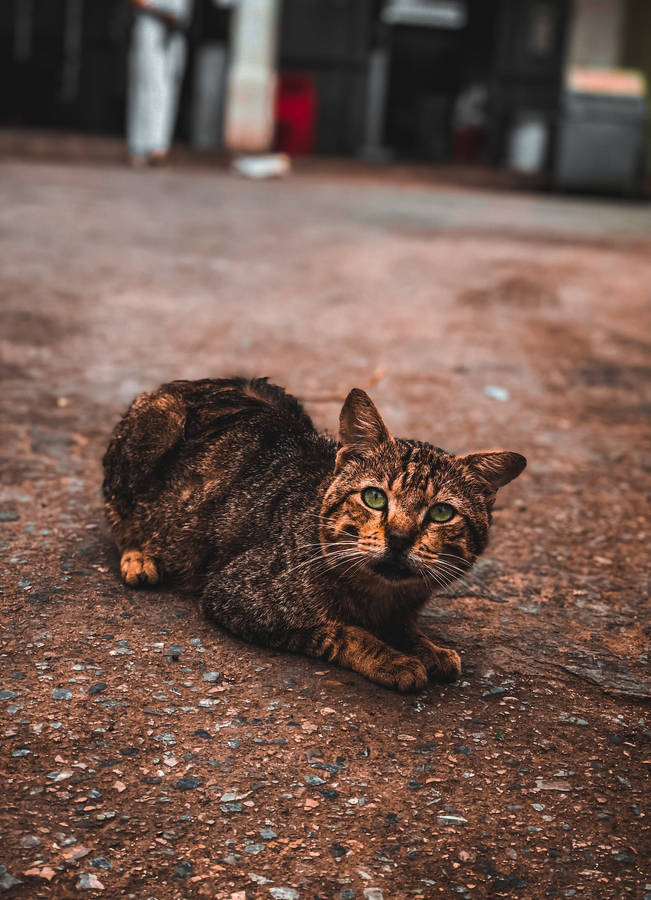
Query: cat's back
170,376,319,460
104,376,332,501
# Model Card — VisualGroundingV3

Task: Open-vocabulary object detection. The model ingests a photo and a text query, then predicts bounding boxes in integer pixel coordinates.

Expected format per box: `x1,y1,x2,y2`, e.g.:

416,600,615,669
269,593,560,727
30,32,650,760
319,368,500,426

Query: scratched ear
336,389,392,472
460,450,527,490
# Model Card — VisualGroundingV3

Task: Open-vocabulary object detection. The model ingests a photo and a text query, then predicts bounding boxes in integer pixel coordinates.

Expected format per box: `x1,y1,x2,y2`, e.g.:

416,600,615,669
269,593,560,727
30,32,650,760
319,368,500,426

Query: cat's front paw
380,655,428,693
426,646,461,683
411,634,461,682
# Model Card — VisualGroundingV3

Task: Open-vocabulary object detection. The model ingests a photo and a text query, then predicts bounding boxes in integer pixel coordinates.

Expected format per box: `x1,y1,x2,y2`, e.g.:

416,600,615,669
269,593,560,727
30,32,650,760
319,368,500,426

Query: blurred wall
0,0,128,132
567,0,624,68
621,0,651,175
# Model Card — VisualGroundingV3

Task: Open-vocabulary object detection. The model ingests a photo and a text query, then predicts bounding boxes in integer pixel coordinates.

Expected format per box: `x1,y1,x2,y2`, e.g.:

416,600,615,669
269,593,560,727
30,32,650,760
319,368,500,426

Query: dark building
1,0,648,176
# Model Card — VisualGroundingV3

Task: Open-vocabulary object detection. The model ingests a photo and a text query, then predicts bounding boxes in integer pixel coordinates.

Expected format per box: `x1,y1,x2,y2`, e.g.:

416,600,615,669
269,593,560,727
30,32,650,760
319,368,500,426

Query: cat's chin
369,558,420,583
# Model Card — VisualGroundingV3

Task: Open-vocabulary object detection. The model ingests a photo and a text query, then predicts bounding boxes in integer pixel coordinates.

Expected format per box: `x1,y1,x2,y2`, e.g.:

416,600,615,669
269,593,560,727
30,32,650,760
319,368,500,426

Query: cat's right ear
335,389,392,472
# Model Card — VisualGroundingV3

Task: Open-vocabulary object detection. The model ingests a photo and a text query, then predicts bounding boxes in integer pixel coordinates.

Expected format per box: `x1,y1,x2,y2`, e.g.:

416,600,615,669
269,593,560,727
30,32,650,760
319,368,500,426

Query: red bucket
275,72,317,155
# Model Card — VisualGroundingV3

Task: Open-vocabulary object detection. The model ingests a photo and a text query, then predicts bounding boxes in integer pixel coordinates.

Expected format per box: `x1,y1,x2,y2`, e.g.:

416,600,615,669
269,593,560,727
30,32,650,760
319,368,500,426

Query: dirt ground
0,158,649,900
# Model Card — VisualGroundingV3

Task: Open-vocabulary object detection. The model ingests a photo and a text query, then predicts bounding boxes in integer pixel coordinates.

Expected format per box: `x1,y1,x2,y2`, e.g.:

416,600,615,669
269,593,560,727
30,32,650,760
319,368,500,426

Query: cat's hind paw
120,549,159,587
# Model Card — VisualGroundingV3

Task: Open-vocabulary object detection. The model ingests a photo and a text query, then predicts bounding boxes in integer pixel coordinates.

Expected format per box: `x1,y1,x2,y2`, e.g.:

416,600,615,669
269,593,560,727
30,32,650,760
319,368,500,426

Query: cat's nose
386,530,412,554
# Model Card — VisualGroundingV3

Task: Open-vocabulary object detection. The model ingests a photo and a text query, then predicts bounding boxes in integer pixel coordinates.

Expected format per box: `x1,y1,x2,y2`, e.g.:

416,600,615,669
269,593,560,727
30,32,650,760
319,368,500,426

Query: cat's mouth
369,555,419,582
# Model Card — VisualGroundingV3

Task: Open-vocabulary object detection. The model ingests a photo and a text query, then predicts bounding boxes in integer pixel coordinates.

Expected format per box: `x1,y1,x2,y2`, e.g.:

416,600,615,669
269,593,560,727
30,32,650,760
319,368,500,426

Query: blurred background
1,0,650,193
1,3,651,897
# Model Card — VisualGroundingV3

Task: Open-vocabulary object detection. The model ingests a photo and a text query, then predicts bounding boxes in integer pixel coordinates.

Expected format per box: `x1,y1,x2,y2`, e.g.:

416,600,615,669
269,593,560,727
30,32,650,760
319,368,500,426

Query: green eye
362,487,387,510
429,503,456,523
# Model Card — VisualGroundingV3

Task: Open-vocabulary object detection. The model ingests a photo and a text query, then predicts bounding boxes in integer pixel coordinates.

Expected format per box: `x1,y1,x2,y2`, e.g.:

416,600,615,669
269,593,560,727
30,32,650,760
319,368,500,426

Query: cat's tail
102,386,187,524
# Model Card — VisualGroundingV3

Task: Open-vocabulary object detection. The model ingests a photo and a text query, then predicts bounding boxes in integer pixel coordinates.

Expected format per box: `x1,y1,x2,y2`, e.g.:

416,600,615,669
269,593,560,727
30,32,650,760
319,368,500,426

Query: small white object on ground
484,385,510,402
233,154,291,179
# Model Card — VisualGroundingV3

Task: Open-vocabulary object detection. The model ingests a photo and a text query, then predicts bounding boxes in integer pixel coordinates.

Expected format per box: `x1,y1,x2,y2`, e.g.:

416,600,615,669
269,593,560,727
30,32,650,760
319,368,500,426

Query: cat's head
319,389,526,592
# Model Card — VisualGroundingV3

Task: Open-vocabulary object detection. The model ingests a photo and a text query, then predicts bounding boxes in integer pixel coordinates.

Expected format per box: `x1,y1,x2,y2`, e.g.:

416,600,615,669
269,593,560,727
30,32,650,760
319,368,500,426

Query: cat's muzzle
370,552,418,582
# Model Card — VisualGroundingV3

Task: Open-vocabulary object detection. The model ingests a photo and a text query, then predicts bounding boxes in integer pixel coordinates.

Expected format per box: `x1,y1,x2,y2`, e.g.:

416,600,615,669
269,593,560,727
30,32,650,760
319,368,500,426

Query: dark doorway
383,0,499,161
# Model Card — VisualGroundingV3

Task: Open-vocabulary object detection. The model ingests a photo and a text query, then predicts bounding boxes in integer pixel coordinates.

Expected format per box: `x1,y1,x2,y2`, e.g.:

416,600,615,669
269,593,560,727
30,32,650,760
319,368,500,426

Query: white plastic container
508,113,548,174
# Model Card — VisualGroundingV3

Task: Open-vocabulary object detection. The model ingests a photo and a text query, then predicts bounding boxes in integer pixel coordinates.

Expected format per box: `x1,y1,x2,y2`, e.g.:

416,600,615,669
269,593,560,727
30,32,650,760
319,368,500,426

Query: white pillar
224,0,281,153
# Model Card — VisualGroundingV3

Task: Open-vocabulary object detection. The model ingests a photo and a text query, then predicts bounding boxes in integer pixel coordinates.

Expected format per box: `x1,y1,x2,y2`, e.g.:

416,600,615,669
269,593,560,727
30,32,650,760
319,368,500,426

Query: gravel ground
0,159,649,899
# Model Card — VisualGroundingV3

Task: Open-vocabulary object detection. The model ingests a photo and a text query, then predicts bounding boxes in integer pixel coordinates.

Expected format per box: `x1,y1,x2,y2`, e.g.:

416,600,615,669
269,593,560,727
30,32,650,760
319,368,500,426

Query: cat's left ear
460,450,526,491
336,388,392,472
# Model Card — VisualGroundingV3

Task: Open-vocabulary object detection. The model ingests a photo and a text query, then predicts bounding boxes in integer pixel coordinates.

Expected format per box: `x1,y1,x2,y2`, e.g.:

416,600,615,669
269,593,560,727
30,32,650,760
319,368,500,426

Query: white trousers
126,5,192,157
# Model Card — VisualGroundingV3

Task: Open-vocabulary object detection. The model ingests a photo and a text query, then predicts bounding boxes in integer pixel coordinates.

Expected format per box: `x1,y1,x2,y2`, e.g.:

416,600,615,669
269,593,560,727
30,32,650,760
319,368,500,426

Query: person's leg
148,29,187,162
126,15,167,161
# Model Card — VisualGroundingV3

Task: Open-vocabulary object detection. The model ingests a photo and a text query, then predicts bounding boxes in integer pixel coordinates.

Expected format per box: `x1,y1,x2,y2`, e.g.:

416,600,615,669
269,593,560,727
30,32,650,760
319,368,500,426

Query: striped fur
102,378,525,691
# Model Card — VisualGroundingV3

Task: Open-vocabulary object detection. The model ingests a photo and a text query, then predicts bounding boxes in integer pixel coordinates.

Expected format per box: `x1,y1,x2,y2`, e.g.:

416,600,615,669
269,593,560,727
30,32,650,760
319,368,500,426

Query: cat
102,377,525,692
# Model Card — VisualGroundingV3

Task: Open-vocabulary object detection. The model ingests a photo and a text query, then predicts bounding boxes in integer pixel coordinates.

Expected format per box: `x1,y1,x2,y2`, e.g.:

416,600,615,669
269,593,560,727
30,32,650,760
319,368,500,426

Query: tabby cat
103,378,525,692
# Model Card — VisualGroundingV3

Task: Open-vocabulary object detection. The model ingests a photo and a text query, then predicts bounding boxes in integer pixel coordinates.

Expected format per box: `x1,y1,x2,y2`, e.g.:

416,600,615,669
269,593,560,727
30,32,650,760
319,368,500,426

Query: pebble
437,815,468,826
535,778,571,791
23,866,55,882
244,844,265,854
90,858,112,870
172,861,193,882
259,828,277,840
269,889,299,900
304,775,325,786
221,802,242,813
64,845,91,863
165,645,184,661
363,890,384,900
47,770,73,782
330,843,348,859
174,777,202,791
76,873,104,890
203,672,221,682
20,835,41,849
0,690,16,701
52,688,73,700
88,683,107,695
492,875,527,891
0,866,21,892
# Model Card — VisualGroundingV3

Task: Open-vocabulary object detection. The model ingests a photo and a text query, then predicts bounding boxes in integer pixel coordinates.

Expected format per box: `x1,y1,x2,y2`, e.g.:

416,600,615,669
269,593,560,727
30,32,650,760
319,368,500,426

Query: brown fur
102,378,525,691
